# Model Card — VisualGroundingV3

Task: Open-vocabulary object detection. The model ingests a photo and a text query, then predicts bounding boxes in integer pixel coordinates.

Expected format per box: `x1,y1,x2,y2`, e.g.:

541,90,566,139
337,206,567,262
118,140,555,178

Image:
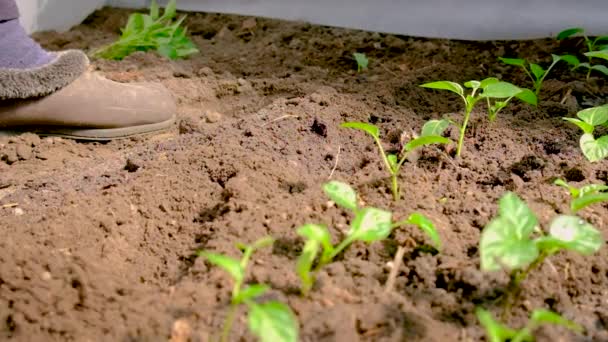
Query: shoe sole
0,116,175,141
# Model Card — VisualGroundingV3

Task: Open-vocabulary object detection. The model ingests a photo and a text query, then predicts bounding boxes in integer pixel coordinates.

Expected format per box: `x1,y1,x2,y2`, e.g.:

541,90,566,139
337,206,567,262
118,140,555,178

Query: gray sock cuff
0,50,89,100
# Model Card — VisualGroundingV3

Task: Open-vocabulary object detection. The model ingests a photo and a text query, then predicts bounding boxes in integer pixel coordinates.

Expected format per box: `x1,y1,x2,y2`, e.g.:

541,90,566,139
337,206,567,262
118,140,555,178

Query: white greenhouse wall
18,0,608,40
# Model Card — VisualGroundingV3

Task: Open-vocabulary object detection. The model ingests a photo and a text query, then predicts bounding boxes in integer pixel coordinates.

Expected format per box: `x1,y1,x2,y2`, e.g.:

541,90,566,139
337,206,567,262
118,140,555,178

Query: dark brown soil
2,7,608,342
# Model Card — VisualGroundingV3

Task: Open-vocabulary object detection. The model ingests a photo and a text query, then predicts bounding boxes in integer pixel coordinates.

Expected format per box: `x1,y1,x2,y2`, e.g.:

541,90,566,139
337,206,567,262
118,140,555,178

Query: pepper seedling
480,192,603,317
341,121,450,200
199,237,298,342
421,78,536,157
557,27,608,79
93,0,199,60
476,307,582,342
563,104,608,162
554,178,608,213
353,52,369,72
296,181,441,295
499,55,577,95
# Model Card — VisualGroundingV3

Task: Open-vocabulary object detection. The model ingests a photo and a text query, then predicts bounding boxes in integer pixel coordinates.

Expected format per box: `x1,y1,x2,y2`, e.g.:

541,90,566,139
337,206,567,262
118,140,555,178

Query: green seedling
296,181,441,295
421,78,536,157
93,0,198,60
199,237,298,342
341,121,450,200
563,104,608,162
480,192,603,317
499,55,576,95
477,307,582,342
557,27,608,79
353,52,369,72
554,178,608,213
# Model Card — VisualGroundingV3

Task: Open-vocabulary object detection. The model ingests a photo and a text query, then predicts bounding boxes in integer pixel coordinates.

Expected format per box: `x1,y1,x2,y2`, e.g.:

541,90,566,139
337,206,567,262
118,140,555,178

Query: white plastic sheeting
20,0,608,40
17,0,105,33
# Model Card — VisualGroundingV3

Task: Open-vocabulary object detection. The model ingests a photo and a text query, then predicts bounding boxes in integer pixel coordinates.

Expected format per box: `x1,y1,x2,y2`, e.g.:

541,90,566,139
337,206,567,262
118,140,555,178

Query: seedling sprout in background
476,307,582,342
93,0,198,60
480,192,603,318
557,27,608,79
296,181,441,295
563,104,608,162
421,78,536,157
554,178,608,213
499,55,576,95
199,237,298,342
341,121,449,200
353,52,369,72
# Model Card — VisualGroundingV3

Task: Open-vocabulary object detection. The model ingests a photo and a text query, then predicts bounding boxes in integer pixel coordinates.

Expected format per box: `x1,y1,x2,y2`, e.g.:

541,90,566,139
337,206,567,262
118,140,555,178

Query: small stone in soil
205,110,222,123
15,144,32,160
311,118,327,137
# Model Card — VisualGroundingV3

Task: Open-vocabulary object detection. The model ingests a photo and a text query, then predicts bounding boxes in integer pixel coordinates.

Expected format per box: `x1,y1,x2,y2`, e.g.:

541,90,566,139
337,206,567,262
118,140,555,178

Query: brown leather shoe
0,50,176,140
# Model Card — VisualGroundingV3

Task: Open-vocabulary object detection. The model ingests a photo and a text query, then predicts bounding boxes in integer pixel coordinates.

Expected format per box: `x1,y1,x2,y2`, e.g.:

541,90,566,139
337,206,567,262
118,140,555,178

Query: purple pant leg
0,0,53,69
0,0,19,21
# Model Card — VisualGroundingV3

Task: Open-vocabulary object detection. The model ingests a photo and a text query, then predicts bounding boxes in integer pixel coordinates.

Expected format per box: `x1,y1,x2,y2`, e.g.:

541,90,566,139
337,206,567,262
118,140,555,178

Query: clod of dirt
205,110,222,123
310,118,327,137
15,144,32,161
2,147,18,164
509,155,545,182
124,159,140,173
178,117,204,134
169,319,192,342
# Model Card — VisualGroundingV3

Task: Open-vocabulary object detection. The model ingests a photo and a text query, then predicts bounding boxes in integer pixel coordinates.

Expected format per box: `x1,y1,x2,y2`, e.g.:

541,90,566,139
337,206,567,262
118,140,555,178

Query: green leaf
323,181,358,211
404,135,450,152
481,81,523,99
341,122,380,140
149,0,159,19
421,119,450,137
296,239,319,295
564,117,594,134
557,27,584,40
480,192,539,271
235,284,270,303
530,63,545,80
297,224,333,253
515,88,538,106
579,184,608,197
571,193,608,213
558,54,580,66
420,81,464,97
548,215,603,255
577,105,608,126
529,309,583,333
585,50,608,61
251,236,275,250
387,154,398,172
123,13,145,36
476,308,518,342
499,57,526,67
464,80,481,89
553,178,579,198
407,212,441,249
248,301,298,342
353,52,369,71
162,0,177,20
480,77,500,88
580,134,608,162
591,64,608,76
349,207,392,242
199,252,244,282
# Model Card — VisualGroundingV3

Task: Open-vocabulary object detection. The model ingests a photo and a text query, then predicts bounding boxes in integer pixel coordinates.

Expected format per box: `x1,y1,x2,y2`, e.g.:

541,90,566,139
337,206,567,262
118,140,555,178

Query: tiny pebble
14,207,24,216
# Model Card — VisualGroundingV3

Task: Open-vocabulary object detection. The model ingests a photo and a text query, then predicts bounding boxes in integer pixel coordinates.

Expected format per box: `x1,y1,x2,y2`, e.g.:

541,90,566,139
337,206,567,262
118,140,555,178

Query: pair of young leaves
564,105,608,162
556,27,608,78
422,77,537,119
499,54,577,95
477,307,582,342
554,178,608,213
200,238,298,342
480,192,603,273
297,181,441,295
94,0,198,60
341,120,450,200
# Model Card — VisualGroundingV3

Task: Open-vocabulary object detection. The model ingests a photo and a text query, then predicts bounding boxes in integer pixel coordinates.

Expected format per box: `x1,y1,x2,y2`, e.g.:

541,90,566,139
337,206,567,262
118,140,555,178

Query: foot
0,50,176,140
